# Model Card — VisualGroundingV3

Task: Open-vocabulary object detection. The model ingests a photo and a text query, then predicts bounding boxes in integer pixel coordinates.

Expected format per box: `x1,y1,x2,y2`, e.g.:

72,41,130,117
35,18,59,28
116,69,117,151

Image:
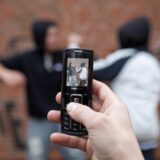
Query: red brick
0,1,160,159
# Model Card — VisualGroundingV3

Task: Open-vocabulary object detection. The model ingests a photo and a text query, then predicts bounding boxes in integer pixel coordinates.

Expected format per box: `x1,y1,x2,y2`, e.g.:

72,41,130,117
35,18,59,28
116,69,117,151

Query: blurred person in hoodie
0,20,86,160
94,16,160,160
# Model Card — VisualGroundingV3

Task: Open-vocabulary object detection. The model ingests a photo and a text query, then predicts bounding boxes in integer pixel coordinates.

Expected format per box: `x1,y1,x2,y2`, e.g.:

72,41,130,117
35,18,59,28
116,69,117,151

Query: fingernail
67,103,78,112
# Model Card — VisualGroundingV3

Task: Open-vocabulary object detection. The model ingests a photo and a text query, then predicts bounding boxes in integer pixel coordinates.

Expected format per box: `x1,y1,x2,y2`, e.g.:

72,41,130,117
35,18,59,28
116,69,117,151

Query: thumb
66,102,98,129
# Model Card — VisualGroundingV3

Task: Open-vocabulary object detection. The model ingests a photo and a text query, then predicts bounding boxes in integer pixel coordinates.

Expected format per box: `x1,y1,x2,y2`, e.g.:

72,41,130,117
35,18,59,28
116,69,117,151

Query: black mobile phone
61,48,93,136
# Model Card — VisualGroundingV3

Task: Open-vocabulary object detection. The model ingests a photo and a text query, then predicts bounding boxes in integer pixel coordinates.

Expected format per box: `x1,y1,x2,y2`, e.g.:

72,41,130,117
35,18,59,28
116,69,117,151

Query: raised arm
0,64,26,87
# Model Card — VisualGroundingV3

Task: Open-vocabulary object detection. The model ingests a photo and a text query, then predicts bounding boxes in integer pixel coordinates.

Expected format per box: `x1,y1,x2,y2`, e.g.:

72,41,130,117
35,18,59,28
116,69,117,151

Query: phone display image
66,58,88,87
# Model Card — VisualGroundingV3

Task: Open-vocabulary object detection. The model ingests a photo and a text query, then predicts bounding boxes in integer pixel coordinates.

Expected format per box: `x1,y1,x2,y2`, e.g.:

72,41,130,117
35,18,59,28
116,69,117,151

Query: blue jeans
27,118,86,160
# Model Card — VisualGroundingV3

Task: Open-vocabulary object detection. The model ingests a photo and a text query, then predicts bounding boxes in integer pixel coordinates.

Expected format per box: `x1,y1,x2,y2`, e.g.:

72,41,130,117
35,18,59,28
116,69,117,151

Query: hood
118,16,150,51
32,20,57,55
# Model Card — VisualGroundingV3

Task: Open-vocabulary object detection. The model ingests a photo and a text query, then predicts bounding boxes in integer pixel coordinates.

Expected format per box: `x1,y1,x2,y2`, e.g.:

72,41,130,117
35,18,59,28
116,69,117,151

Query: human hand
67,33,83,46
0,68,26,87
48,80,143,160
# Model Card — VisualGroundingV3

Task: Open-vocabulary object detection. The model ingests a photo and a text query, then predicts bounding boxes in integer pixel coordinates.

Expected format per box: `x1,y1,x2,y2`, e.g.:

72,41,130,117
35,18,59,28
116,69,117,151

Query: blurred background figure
67,33,83,49
67,62,77,86
77,62,88,86
94,16,160,160
1,1,160,160
0,20,86,160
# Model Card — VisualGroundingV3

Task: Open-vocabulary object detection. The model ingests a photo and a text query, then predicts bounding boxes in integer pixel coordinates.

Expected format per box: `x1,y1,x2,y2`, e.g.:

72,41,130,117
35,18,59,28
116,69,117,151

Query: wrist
115,135,144,160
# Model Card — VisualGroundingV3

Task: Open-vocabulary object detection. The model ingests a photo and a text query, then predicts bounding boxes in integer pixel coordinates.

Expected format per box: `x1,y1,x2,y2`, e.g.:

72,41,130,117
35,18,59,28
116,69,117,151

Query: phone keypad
62,93,88,135
62,112,71,131
62,111,87,134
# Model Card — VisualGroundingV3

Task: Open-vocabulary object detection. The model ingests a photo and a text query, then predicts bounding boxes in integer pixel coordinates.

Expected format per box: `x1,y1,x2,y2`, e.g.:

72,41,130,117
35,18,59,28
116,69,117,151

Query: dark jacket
1,20,63,119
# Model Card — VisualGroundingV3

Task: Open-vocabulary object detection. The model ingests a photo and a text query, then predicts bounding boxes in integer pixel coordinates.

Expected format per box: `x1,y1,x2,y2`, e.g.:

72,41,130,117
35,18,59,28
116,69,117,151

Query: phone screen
66,58,89,87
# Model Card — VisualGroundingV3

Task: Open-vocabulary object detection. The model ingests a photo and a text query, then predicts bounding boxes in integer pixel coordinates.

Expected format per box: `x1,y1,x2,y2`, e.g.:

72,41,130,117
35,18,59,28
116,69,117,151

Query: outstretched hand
48,80,143,160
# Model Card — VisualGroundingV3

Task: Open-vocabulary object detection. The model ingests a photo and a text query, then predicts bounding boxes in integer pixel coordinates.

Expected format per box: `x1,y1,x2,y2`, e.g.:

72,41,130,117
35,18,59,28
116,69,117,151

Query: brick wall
0,0,160,159
0,0,160,57
0,84,27,160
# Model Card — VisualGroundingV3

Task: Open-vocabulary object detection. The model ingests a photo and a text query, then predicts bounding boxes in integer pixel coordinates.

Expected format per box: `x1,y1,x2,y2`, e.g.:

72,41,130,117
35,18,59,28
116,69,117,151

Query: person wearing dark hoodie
0,20,86,160
94,16,160,160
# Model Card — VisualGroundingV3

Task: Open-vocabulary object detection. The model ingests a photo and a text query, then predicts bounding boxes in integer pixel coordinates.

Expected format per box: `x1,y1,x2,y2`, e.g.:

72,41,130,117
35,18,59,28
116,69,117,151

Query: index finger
92,80,118,105
56,92,61,104
51,133,87,151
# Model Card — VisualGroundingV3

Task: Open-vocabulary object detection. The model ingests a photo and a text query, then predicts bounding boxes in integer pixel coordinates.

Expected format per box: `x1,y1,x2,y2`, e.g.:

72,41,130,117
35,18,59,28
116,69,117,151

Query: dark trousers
142,149,155,160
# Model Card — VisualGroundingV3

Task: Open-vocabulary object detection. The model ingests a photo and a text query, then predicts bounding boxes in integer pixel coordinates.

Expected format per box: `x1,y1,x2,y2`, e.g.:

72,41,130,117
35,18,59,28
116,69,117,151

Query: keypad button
63,126,69,131
81,127,87,131
64,121,70,126
64,115,70,121
71,120,80,132
62,111,72,131
80,124,87,132
70,94,83,104
73,128,78,132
